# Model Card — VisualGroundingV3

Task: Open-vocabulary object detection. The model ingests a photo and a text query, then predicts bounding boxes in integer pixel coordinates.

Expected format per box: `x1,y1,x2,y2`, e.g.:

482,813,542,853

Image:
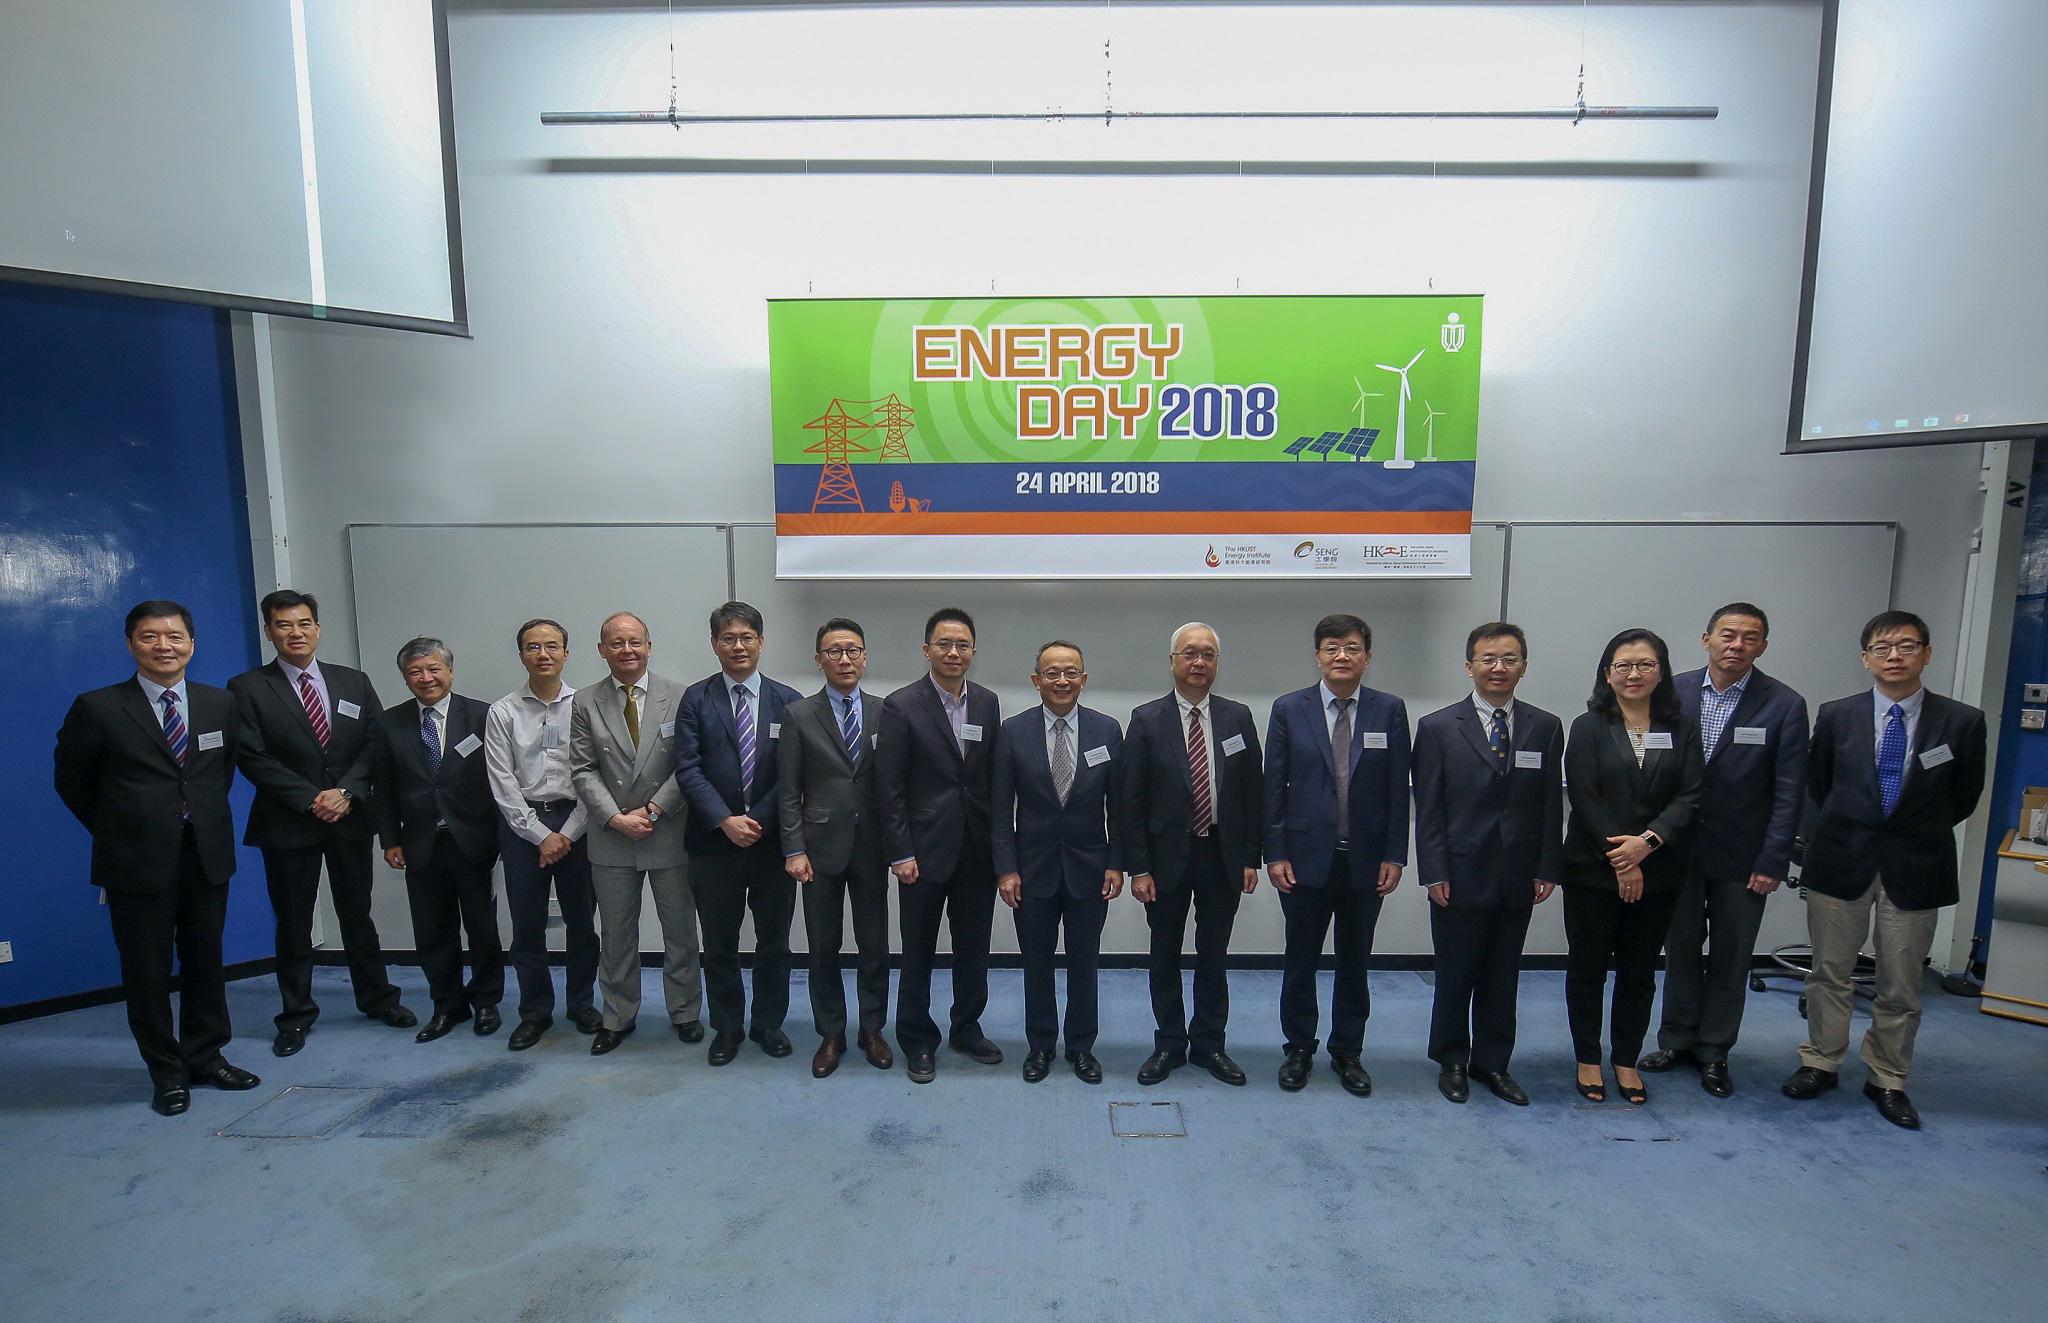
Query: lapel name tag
543,722,563,750
1919,743,1954,769
196,731,225,751
768,722,781,739
454,733,483,758
1362,732,1389,750
658,719,675,739
1084,745,1111,767
1732,726,1767,745
1221,733,1247,757
1514,750,1543,769
334,700,361,720
961,724,984,742
1643,732,1674,750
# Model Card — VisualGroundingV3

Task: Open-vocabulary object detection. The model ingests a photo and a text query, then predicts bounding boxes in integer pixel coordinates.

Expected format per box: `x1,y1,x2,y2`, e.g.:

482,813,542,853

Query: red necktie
1188,707,1213,835
299,673,332,748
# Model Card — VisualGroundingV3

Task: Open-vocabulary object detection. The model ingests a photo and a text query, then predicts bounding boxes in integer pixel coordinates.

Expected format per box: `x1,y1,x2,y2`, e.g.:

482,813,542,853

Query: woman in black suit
1561,628,1703,1104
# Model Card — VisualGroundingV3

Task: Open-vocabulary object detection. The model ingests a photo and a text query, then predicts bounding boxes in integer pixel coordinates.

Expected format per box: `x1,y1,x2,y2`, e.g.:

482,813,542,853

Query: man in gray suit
780,618,894,1078
569,611,704,1054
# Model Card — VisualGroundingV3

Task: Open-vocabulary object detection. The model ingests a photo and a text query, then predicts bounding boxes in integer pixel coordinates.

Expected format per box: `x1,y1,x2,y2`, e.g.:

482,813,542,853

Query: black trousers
1428,902,1534,1074
802,862,891,1040
263,834,400,1031
691,843,797,1037
895,849,996,1057
499,803,598,1024
1278,851,1384,1057
404,831,505,1017
1014,887,1109,1055
105,827,232,1085
1143,833,1242,1056
1563,885,1680,1067
1657,870,1769,1063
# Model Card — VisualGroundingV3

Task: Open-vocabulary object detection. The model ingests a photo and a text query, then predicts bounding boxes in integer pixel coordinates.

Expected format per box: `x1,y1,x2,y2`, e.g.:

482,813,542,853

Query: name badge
1084,745,1111,767
962,724,984,742
454,733,483,758
1221,733,1247,757
1643,732,1674,750
1919,744,1954,769
335,700,361,720
1514,750,1542,769
196,731,225,751
768,722,781,739
1732,727,1767,746
543,721,564,750
658,719,675,739
1362,732,1389,750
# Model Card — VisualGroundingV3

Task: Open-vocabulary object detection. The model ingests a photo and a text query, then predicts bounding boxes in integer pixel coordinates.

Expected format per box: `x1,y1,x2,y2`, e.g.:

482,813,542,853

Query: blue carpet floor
2,967,2044,1322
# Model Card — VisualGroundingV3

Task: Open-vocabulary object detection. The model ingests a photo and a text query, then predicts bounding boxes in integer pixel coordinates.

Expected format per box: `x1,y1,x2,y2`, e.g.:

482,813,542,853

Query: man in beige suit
570,611,704,1054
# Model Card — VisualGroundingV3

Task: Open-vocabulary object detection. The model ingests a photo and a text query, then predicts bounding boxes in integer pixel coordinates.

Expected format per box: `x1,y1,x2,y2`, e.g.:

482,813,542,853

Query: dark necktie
1188,707,1213,835
298,672,331,748
622,685,640,748
159,690,188,764
1332,698,1354,841
840,694,862,762
1489,706,1509,773
1051,717,1074,806
421,706,441,778
1878,702,1907,815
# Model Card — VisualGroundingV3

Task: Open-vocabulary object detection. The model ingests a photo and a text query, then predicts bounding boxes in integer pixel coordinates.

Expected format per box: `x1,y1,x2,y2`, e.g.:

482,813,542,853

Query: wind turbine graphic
1375,348,1425,469
1351,375,1383,427
1419,400,1445,460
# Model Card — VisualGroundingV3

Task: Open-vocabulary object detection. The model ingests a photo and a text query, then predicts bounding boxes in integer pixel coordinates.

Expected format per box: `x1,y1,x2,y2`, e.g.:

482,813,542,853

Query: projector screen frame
0,0,469,340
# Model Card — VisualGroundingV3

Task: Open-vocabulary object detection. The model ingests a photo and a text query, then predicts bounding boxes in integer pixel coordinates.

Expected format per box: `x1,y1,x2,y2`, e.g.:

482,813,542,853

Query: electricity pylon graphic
870,394,916,462
804,401,875,512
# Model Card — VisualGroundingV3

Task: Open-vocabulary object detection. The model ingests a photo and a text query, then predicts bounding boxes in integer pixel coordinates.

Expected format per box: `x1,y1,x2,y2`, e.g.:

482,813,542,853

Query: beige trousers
1798,876,1941,1090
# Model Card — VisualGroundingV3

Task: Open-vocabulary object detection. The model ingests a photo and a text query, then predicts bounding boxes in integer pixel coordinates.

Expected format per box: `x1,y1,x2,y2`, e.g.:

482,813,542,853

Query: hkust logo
1204,545,1222,568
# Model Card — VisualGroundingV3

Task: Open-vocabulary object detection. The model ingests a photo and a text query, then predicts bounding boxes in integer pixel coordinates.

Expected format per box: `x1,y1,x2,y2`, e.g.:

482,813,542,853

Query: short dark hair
260,589,318,624
925,607,976,643
1314,612,1371,652
1035,639,1084,670
815,617,865,651
1587,627,1682,722
125,599,194,638
1861,609,1930,650
709,601,764,638
1706,602,1770,637
515,617,568,650
1465,621,1527,662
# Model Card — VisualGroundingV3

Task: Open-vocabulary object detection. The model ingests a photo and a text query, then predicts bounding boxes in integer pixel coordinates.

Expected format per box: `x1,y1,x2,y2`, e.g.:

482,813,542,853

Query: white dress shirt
1471,691,1515,741
485,682,586,845
416,694,451,760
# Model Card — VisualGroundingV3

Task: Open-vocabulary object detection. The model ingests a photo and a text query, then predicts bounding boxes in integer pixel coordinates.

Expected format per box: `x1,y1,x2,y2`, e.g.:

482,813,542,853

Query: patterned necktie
840,693,862,762
1489,706,1510,773
622,684,640,748
735,684,757,797
159,690,188,764
298,672,331,748
421,706,441,778
1332,698,1354,841
1878,702,1907,815
1051,716,1074,806
1188,707,1214,835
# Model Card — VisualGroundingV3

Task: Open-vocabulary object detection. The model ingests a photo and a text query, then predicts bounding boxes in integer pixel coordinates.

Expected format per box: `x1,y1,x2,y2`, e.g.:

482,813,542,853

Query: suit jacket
991,706,1124,900
777,687,885,879
675,670,803,856
876,677,1001,883
1804,689,1987,910
53,679,240,894
568,672,689,869
229,659,382,848
1412,698,1565,909
1118,691,1263,891
374,693,500,870
1262,684,1411,889
1561,709,1704,894
1675,666,1810,882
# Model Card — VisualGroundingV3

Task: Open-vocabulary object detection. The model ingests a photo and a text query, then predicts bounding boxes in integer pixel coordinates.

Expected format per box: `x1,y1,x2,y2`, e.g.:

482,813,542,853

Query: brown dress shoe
812,1037,845,1078
858,1029,895,1070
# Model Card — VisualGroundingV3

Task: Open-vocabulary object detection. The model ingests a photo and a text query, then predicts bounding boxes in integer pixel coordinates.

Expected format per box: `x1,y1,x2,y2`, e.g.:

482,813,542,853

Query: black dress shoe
589,1025,633,1056
707,1031,744,1066
151,1084,191,1117
674,1020,705,1044
1137,1050,1185,1085
1277,1048,1314,1092
1471,1068,1530,1107
1637,1048,1693,1073
415,1008,472,1043
1781,1065,1840,1100
1863,1080,1921,1129
1021,1050,1054,1083
1068,1050,1103,1084
951,1035,1004,1066
906,1050,937,1084
572,1008,604,1034
473,1005,502,1036
192,1060,261,1091
507,1019,549,1052
372,1005,419,1029
1331,1056,1374,1098
272,1027,307,1058
1192,1051,1247,1086
1438,1063,1470,1103
751,1027,794,1058
1699,1061,1734,1098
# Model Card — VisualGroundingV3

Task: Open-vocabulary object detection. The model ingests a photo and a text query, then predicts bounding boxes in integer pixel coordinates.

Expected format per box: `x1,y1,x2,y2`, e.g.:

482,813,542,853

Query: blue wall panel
1974,447,2048,949
1,280,269,1009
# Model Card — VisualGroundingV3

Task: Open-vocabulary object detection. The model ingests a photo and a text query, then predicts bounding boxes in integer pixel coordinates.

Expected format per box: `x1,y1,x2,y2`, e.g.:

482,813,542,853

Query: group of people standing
53,593,1983,1133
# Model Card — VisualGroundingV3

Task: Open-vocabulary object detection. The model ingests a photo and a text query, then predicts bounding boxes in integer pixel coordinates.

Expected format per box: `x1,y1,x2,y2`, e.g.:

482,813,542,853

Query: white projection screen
1788,0,2048,452
0,0,465,334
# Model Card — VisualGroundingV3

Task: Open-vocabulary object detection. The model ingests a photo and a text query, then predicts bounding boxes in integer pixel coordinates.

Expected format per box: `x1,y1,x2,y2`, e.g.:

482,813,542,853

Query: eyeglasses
1864,641,1925,658
1474,654,1523,668
521,641,565,655
1607,660,1660,676
928,640,975,654
602,637,649,650
820,645,866,660
1318,643,1367,658
1037,668,1083,682
716,633,761,648
1173,648,1220,664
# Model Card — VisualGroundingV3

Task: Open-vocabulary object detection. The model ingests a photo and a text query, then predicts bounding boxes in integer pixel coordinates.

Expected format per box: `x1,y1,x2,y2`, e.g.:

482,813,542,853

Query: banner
768,295,1482,578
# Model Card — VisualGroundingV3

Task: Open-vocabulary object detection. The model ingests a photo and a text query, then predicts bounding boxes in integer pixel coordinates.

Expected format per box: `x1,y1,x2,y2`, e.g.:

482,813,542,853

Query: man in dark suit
1783,609,1987,1130
1122,622,1262,1087
229,589,414,1057
53,600,263,1115
1264,612,1410,1096
877,606,1004,1083
1411,622,1562,1107
779,618,894,1078
993,641,1125,1084
675,601,803,1066
374,637,505,1043
1642,603,1809,1096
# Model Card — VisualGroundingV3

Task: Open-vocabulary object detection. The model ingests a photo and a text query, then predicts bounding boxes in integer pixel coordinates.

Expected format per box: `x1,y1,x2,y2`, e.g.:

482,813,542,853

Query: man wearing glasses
1784,610,1986,1129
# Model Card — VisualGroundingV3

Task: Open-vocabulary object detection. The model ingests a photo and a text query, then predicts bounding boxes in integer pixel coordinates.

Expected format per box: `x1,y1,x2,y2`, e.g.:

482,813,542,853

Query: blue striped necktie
840,693,862,761
734,684,757,796
160,690,188,764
